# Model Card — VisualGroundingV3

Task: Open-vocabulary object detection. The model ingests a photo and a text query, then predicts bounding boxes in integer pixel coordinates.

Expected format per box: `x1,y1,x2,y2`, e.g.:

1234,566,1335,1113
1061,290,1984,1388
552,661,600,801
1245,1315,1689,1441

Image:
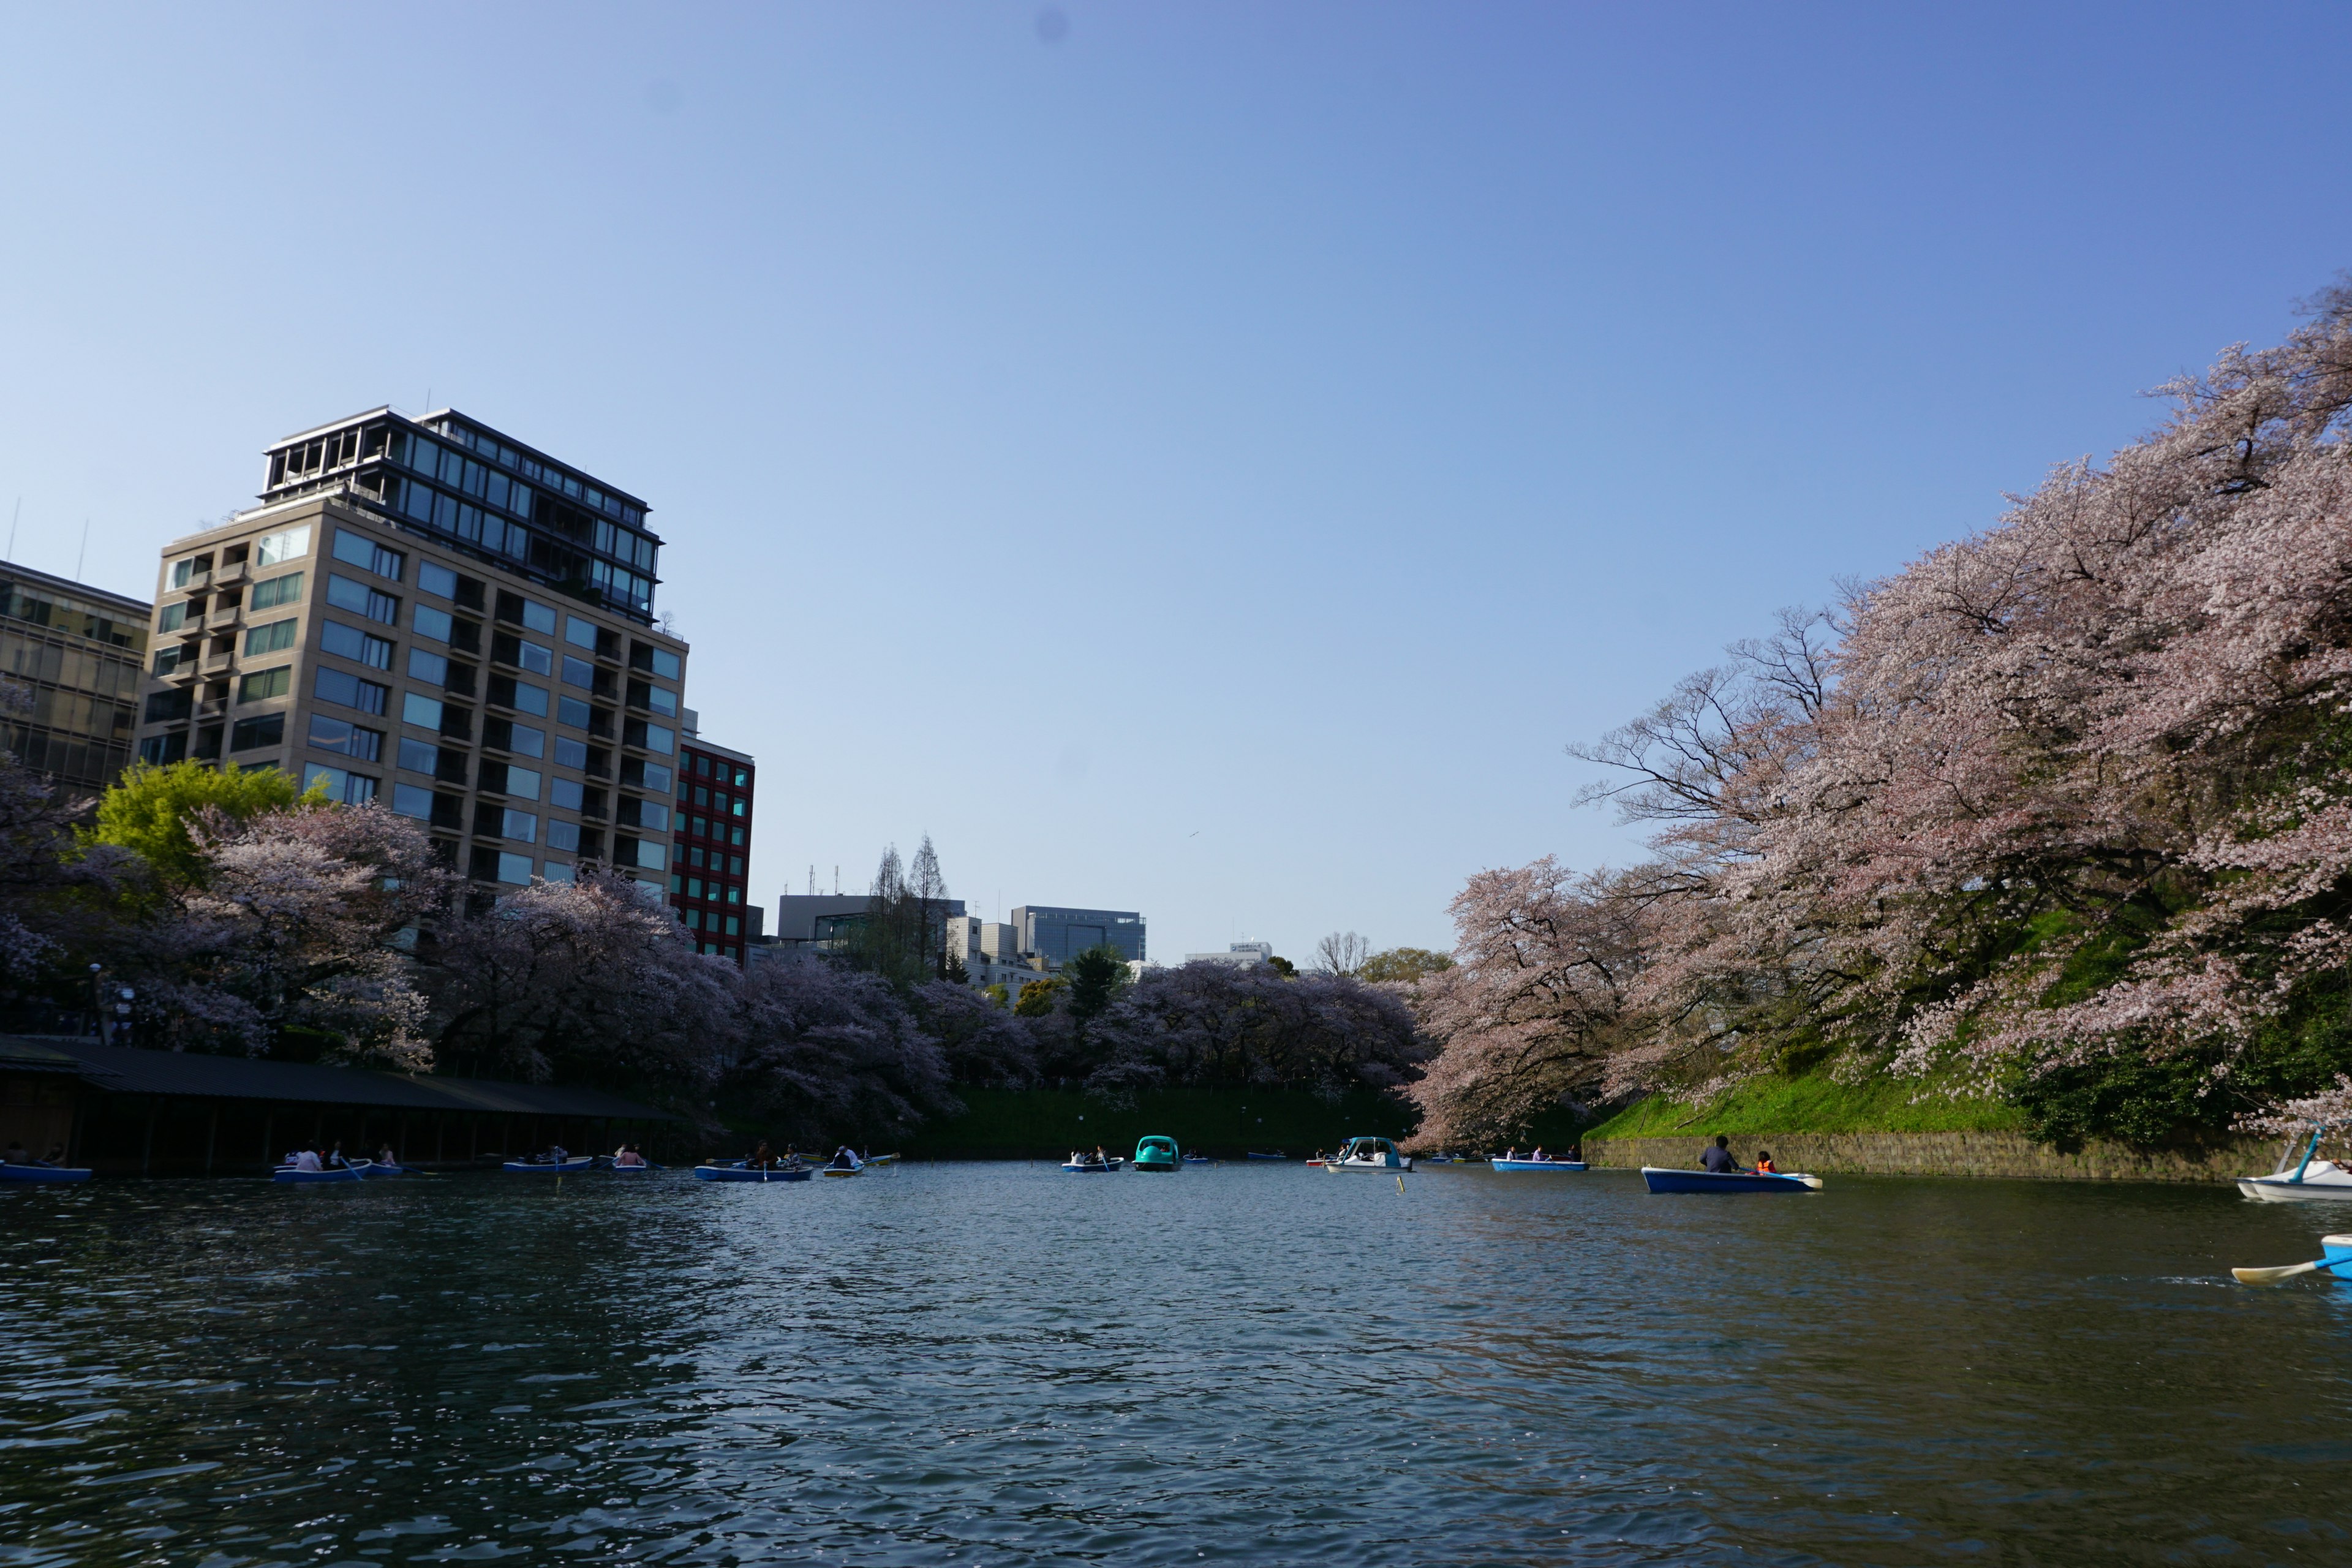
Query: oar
2233,1254,2352,1286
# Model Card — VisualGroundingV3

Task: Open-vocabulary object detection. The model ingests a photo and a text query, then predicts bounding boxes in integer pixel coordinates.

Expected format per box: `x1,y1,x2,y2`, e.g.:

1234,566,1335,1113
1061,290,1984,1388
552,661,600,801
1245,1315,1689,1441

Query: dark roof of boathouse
2,1036,680,1121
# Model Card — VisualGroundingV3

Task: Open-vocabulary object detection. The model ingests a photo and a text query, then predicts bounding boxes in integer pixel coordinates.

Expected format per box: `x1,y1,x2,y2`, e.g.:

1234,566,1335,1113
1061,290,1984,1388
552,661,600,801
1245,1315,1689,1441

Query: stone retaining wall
1583,1130,2282,1183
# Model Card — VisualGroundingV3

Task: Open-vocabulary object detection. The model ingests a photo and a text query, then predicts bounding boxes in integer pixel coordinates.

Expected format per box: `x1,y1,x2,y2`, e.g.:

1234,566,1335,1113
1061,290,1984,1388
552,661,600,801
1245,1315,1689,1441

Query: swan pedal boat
1133,1135,1180,1172
0,1163,91,1184
1061,1157,1126,1173
503,1156,596,1174
2238,1127,2352,1202
274,1159,372,1185
1324,1136,1412,1172
1490,1156,1587,1172
1641,1166,1822,1193
695,1161,813,1183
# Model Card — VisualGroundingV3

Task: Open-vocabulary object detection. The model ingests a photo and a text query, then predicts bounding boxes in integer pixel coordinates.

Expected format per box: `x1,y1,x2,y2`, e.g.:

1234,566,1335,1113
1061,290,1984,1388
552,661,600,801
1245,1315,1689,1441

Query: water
4,1164,2350,1567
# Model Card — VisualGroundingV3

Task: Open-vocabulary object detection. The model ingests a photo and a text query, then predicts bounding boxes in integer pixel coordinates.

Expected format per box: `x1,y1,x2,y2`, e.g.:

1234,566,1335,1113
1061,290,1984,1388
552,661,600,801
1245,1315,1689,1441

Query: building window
498,851,533,885
564,616,597,650
501,809,538,844
325,574,399,625
409,648,450,685
321,620,395,669
303,763,377,805
307,714,383,762
418,561,458,599
397,737,439,776
237,667,292,704
152,644,185,676
402,692,443,731
414,604,453,642
249,571,304,611
254,526,311,567
391,782,433,820
549,776,584,810
138,731,189,765
503,766,541,801
546,818,580,852
228,714,284,752
331,530,405,581
543,861,575,883
314,667,389,715
553,734,589,770
243,619,298,657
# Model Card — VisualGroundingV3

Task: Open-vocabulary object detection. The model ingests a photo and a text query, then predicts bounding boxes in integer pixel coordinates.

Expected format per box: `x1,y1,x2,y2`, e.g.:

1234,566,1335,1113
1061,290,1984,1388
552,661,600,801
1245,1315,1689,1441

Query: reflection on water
4,1165,2350,1565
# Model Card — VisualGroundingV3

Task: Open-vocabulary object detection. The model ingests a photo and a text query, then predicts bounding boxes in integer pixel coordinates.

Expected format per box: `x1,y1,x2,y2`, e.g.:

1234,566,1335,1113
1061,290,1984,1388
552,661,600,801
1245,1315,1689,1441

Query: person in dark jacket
1700,1135,1743,1174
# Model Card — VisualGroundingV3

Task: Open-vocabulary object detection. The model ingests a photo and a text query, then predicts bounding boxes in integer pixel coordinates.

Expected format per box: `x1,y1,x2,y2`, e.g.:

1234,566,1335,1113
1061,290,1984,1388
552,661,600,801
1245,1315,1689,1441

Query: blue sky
2,3,2348,960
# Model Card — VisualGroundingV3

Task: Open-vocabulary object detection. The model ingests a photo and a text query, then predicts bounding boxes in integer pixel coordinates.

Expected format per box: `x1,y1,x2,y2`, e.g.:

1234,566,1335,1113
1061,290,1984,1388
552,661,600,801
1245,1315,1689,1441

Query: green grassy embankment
900,1085,1419,1160
1584,1070,2026,1141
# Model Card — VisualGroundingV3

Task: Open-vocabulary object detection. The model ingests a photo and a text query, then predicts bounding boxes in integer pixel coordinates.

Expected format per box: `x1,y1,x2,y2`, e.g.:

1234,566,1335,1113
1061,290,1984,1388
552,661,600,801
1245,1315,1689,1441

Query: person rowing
749,1141,780,1170
614,1144,647,1169
1700,1135,1746,1174
828,1145,858,1170
293,1148,323,1173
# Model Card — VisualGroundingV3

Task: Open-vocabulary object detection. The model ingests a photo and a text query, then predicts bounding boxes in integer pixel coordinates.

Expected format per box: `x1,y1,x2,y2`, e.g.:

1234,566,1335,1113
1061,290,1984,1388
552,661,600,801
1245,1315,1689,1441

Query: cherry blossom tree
420,866,730,1090
1087,963,1428,1098
722,957,951,1145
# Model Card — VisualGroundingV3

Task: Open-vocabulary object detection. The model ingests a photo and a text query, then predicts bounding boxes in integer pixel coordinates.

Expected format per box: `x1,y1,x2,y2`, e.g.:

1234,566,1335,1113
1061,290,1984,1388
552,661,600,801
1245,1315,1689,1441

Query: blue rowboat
1182,1153,1213,1166
503,1156,595,1174
1133,1135,1180,1172
609,1162,661,1174
2327,1235,2352,1281
1245,1150,1287,1161
360,1163,412,1178
1061,1157,1125,1172
0,1163,91,1185
694,1162,813,1183
1640,1166,1822,1193
1490,1158,1587,1172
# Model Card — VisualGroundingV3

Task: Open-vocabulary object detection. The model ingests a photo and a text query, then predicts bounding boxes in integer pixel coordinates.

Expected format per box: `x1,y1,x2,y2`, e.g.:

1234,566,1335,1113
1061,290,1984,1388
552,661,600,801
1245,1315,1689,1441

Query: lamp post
115,986,135,1047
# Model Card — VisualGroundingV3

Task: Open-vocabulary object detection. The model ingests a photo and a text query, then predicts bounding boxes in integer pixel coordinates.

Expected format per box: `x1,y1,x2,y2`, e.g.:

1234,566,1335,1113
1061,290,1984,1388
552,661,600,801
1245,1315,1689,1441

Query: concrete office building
1012,905,1147,966
672,708,758,963
130,410,690,893
0,561,149,793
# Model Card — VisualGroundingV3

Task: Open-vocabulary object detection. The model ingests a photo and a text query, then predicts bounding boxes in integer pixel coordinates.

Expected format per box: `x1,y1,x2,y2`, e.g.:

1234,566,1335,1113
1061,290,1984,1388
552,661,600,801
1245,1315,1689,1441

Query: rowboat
1182,1153,1213,1166
694,1161,813,1183
359,1163,412,1178
609,1161,659,1174
820,1149,864,1178
1245,1150,1287,1161
274,1159,372,1185
1133,1135,1180,1172
0,1163,91,1185
1490,1156,1587,1172
2237,1126,2352,1202
1325,1136,1411,1172
1304,1158,1325,1168
503,1156,595,1174
1640,1166,1822,1193
1061,1156,1126,1173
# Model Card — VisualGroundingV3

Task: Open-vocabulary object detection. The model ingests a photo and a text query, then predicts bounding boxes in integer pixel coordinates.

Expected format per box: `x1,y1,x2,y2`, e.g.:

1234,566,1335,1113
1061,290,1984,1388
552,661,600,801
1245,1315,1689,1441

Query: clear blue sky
2,4,2348,960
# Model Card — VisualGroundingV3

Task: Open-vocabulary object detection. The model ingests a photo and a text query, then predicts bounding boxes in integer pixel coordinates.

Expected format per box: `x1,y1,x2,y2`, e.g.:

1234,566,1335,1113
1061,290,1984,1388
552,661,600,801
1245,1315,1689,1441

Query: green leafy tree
85,761,316,892
1358,947,1455,984
1267,955,1297,979
1065,942,1129,1030
1014,976,1066,1017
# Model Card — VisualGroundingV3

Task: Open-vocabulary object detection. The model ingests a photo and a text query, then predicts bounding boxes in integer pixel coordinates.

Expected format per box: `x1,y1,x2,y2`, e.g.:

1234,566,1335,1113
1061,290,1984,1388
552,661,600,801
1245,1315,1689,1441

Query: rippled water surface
6,1163,2352,1566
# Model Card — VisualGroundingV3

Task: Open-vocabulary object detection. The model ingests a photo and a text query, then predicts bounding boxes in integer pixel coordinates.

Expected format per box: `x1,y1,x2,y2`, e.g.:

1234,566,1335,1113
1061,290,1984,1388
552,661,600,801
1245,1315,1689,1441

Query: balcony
213,560,248,587
205,605,241,630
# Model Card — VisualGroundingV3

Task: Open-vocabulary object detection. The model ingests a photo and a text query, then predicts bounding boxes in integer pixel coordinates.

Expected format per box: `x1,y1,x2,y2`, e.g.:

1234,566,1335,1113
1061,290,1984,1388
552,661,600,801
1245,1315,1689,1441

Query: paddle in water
2233,1254,2352,1286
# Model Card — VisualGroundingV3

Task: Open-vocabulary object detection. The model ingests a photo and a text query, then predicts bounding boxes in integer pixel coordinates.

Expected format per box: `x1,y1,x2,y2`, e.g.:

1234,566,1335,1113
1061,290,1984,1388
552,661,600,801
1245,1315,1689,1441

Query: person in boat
548,1144,569,1166
294,1147,324,1173
42,1143,66,1167
326,1141,348,1169
376,1144,397,1168
1700,1136,1743,1174
1531,1147,1548,1162
615,1145,647,1169
828,1145,856,1169
1754,1151,1776,1174
749,1141,778,1170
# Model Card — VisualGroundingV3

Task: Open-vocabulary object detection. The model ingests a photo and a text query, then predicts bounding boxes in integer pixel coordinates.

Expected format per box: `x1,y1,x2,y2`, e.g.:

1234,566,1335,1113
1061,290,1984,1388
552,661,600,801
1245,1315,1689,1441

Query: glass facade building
0,561,149,792
260,407,662,624
1011,905,1147,965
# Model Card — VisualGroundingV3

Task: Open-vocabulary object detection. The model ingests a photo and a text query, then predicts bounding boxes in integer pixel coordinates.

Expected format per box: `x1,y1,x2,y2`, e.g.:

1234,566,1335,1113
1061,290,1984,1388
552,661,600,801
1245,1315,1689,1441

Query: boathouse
0,1036,682,1177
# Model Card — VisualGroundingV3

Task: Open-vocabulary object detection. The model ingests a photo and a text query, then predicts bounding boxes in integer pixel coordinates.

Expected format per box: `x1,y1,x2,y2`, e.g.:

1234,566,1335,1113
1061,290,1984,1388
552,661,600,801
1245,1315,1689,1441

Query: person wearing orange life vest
1754,1151,1777,1174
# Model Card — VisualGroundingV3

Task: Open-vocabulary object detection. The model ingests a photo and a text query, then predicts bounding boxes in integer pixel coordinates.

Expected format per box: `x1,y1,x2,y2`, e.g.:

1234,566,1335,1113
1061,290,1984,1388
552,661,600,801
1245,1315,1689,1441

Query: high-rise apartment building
130,412,689,894
0,561,149,793
672,710,758,962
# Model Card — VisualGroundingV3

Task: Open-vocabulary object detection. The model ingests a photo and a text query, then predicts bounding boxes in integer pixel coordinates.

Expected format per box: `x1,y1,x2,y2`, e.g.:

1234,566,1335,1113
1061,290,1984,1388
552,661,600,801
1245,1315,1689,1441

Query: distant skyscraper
1012,905,1147,965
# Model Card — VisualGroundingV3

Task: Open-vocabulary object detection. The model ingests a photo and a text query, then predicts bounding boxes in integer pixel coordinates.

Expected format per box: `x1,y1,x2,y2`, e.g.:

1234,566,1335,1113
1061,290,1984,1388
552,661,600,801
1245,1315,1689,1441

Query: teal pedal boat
1133,1135,1180,1172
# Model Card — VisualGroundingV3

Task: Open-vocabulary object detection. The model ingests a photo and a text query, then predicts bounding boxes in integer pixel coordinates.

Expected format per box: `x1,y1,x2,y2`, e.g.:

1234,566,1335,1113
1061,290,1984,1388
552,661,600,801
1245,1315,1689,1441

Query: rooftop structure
1183,941,1275,970
258,408,662,624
